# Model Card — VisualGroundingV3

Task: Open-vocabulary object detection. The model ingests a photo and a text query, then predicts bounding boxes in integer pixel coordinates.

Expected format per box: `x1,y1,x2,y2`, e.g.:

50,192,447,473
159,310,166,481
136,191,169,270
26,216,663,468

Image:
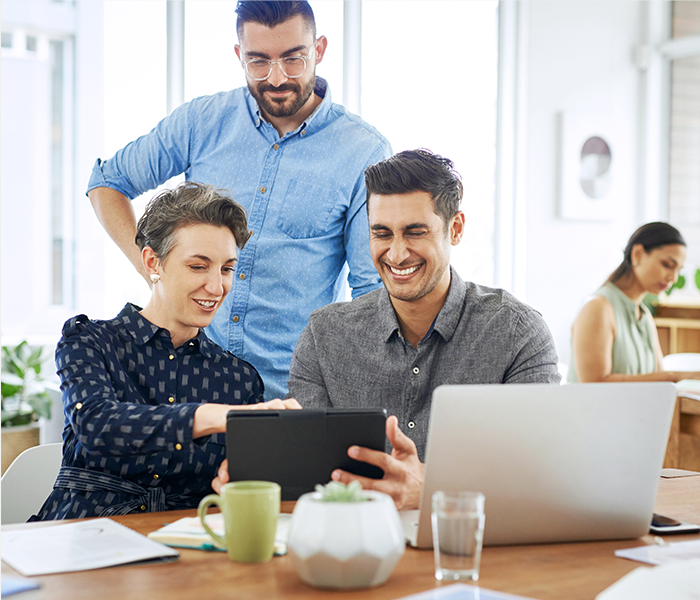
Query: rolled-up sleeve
86,100,193,199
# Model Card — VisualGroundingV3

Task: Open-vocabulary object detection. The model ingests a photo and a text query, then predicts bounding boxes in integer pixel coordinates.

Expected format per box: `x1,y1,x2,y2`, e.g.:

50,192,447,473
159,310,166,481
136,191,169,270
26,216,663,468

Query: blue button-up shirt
88,79,391,399
33,303,264,520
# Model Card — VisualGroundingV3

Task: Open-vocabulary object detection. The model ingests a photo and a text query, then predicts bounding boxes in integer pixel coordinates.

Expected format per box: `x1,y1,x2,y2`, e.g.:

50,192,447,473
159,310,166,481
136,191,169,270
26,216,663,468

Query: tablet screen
226,408,387,500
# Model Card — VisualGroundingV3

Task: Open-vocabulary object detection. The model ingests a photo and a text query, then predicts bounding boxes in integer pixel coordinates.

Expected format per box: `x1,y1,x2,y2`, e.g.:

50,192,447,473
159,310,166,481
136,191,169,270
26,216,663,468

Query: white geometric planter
287,490,405,589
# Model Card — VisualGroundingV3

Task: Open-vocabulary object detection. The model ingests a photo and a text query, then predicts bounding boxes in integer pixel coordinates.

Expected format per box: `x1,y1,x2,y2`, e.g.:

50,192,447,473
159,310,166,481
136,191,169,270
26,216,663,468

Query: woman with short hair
33,181,299,521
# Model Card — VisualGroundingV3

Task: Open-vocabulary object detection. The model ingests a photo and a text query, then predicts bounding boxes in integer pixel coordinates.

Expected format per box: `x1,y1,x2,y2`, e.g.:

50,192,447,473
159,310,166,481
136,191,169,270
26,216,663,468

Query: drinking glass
431,490,485,581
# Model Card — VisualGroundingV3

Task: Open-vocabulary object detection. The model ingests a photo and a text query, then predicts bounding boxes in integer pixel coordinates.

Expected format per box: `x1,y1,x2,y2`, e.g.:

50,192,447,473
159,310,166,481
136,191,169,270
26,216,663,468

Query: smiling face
369,191,464,307
142,223,238,347
235,15,325,120
632,243,687,295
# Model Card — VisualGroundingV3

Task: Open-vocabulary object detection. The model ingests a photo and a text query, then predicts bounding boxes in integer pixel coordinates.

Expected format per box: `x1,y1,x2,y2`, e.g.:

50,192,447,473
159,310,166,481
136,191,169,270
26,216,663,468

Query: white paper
395,583,537,600
1,518,179,576
615,539,700,566
596,559,700,600
676,380,700,401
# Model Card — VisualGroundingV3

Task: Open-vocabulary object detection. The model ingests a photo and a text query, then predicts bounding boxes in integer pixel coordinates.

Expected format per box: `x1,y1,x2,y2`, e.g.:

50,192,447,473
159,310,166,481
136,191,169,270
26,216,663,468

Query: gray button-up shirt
288,269,560,460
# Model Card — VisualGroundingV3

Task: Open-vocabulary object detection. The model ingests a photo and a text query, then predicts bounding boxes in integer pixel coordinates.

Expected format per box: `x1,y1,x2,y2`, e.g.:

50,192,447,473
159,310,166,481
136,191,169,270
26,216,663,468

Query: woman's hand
194,397,301,439
212,459,229,494
241,398,302,410
208,398,301,493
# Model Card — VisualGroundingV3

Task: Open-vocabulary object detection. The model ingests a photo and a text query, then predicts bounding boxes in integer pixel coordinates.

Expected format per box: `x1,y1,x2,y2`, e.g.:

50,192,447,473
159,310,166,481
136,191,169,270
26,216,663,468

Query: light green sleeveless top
568,282,657,383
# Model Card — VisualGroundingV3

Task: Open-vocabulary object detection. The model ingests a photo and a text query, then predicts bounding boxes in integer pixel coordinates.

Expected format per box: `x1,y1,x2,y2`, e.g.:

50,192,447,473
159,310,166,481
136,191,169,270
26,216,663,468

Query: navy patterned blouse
32,303,264,521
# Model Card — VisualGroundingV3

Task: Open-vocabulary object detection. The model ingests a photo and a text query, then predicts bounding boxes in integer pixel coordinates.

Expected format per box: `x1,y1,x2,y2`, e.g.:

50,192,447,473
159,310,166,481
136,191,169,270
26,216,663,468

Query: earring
632,261,638,267
150,274,160,284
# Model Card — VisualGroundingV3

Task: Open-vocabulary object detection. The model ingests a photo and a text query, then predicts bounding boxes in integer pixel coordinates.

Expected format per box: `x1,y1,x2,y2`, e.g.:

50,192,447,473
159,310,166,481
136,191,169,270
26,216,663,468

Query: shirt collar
246,77,332,134
114,303,214,357
377,267,467,344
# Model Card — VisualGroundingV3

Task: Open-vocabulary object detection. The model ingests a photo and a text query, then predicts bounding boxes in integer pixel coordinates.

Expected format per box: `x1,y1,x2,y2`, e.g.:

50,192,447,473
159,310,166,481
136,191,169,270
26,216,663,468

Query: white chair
1,442,62,524
557,362,569,385
662,353,700,372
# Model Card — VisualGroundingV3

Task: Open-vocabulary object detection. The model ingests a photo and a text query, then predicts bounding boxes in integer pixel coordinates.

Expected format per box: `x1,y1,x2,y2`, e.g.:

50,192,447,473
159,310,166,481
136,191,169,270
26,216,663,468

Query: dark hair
136,181,251,261
364,149,463,226
235,1,316,39
608,221,686,283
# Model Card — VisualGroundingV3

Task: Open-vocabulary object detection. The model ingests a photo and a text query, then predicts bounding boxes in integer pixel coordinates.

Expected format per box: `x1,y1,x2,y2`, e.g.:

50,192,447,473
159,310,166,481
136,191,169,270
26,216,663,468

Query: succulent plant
314,481,368,502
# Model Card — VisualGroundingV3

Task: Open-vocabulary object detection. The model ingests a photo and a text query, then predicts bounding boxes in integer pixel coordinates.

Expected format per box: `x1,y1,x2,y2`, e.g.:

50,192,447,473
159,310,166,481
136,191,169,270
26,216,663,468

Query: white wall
520,1,655,366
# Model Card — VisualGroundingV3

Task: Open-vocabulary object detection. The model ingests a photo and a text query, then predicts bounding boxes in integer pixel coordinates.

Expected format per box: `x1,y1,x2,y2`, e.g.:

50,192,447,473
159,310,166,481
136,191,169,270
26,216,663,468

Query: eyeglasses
241,50,314,81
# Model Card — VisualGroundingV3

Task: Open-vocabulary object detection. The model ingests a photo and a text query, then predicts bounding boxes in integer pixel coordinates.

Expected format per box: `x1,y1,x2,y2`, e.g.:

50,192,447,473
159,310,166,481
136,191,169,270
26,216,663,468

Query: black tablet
226,408,387,500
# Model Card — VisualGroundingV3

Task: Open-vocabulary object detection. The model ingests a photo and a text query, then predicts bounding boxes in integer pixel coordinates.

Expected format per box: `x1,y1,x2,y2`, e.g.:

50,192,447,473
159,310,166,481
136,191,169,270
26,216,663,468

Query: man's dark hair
608,222,686,284
136,181,251,261
364,149,463,226
235,1,316,39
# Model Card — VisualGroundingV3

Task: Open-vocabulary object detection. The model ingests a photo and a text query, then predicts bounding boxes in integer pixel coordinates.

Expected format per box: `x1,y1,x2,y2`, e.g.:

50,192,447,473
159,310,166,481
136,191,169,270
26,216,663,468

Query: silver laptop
402,382,676,548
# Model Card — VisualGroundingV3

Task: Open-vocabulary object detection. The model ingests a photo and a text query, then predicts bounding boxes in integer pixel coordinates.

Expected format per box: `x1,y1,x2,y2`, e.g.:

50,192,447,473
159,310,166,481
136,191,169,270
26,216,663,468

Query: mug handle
198,494,227,549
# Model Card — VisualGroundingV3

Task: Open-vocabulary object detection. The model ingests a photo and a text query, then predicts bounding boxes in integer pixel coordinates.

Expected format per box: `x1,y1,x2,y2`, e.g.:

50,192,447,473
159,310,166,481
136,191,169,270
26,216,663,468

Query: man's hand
210,398,301,493
330,415,425,510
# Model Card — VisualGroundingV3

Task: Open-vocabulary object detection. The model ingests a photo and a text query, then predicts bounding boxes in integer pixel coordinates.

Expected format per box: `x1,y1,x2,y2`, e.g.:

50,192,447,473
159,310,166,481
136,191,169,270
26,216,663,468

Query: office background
2,0,699,374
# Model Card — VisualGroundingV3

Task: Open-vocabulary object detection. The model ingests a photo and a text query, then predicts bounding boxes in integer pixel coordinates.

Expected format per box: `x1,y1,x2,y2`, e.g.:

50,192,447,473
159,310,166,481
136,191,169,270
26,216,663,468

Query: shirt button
301,129,306,135
256,119,260,126
169,354,175,360
249,231,254,236
412,367,420,375
140,505,147,511
76,403,83,409
189,342,194,346
168,397,175,403
408,421,416,429
153,474,160,480
175,443,182,451
273,144,279,150
232,315,240,323
239,273,246,280
260,186,266,193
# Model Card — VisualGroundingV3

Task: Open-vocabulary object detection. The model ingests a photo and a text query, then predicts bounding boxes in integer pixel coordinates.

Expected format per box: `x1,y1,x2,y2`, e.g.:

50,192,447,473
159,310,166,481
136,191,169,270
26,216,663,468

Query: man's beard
249,75,316,118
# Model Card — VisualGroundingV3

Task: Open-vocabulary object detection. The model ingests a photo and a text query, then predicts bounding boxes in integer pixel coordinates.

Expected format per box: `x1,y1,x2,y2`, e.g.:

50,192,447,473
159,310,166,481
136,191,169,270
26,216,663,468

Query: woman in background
33,182,299,521
569,222,700,383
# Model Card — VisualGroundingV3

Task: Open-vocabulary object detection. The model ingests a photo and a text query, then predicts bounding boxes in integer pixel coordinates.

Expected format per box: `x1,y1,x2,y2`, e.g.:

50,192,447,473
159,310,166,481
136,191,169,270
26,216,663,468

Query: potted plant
1,341,52,474
287,481,405,589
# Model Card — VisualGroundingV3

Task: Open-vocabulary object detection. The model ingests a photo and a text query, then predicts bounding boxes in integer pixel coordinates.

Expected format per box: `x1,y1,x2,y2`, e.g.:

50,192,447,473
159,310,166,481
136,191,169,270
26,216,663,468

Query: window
1,0,78,344
668,2,700,265
361,1,499,285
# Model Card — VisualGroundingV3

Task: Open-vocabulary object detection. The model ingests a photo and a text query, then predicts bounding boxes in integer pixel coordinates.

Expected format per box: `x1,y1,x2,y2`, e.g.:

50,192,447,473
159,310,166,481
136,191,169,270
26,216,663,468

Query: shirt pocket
277,179,339,239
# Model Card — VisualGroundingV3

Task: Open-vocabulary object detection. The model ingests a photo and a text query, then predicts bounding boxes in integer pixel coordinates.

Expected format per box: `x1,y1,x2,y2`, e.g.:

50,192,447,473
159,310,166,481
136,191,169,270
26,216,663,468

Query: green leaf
1,382,23,398
665,274,686,296
695,268,700,291
27,392,52,420
1,340,51,421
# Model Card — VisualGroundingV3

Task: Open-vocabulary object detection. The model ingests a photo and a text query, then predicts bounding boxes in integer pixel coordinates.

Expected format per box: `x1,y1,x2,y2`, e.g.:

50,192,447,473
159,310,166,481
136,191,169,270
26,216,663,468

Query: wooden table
3,475,700,600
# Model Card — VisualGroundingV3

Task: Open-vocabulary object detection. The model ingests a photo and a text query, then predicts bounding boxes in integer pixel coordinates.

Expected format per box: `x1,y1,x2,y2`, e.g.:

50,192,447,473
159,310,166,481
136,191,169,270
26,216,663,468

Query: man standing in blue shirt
87,1,391,399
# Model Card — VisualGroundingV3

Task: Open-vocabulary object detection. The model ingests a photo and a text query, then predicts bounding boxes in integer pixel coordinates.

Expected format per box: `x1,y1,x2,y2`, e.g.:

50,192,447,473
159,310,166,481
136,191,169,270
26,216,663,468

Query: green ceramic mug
198,480,280,563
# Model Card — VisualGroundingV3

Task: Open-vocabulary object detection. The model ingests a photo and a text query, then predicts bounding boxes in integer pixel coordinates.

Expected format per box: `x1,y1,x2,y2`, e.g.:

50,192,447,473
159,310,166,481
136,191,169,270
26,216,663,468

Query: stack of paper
1,518,179,576
676,380,700,401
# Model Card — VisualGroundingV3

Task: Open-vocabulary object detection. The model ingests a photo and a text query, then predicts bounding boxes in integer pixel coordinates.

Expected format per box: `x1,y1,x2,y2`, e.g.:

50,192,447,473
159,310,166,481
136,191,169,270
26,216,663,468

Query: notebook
402,382,676,548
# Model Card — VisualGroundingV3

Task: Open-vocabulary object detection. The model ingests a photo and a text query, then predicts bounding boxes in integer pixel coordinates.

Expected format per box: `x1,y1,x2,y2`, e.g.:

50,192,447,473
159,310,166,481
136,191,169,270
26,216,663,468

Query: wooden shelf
654,304,700,355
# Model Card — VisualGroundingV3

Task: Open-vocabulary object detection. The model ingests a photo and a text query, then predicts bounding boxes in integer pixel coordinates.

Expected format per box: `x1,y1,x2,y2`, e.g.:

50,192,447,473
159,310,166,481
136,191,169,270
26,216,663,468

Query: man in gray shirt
287,149,560,510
